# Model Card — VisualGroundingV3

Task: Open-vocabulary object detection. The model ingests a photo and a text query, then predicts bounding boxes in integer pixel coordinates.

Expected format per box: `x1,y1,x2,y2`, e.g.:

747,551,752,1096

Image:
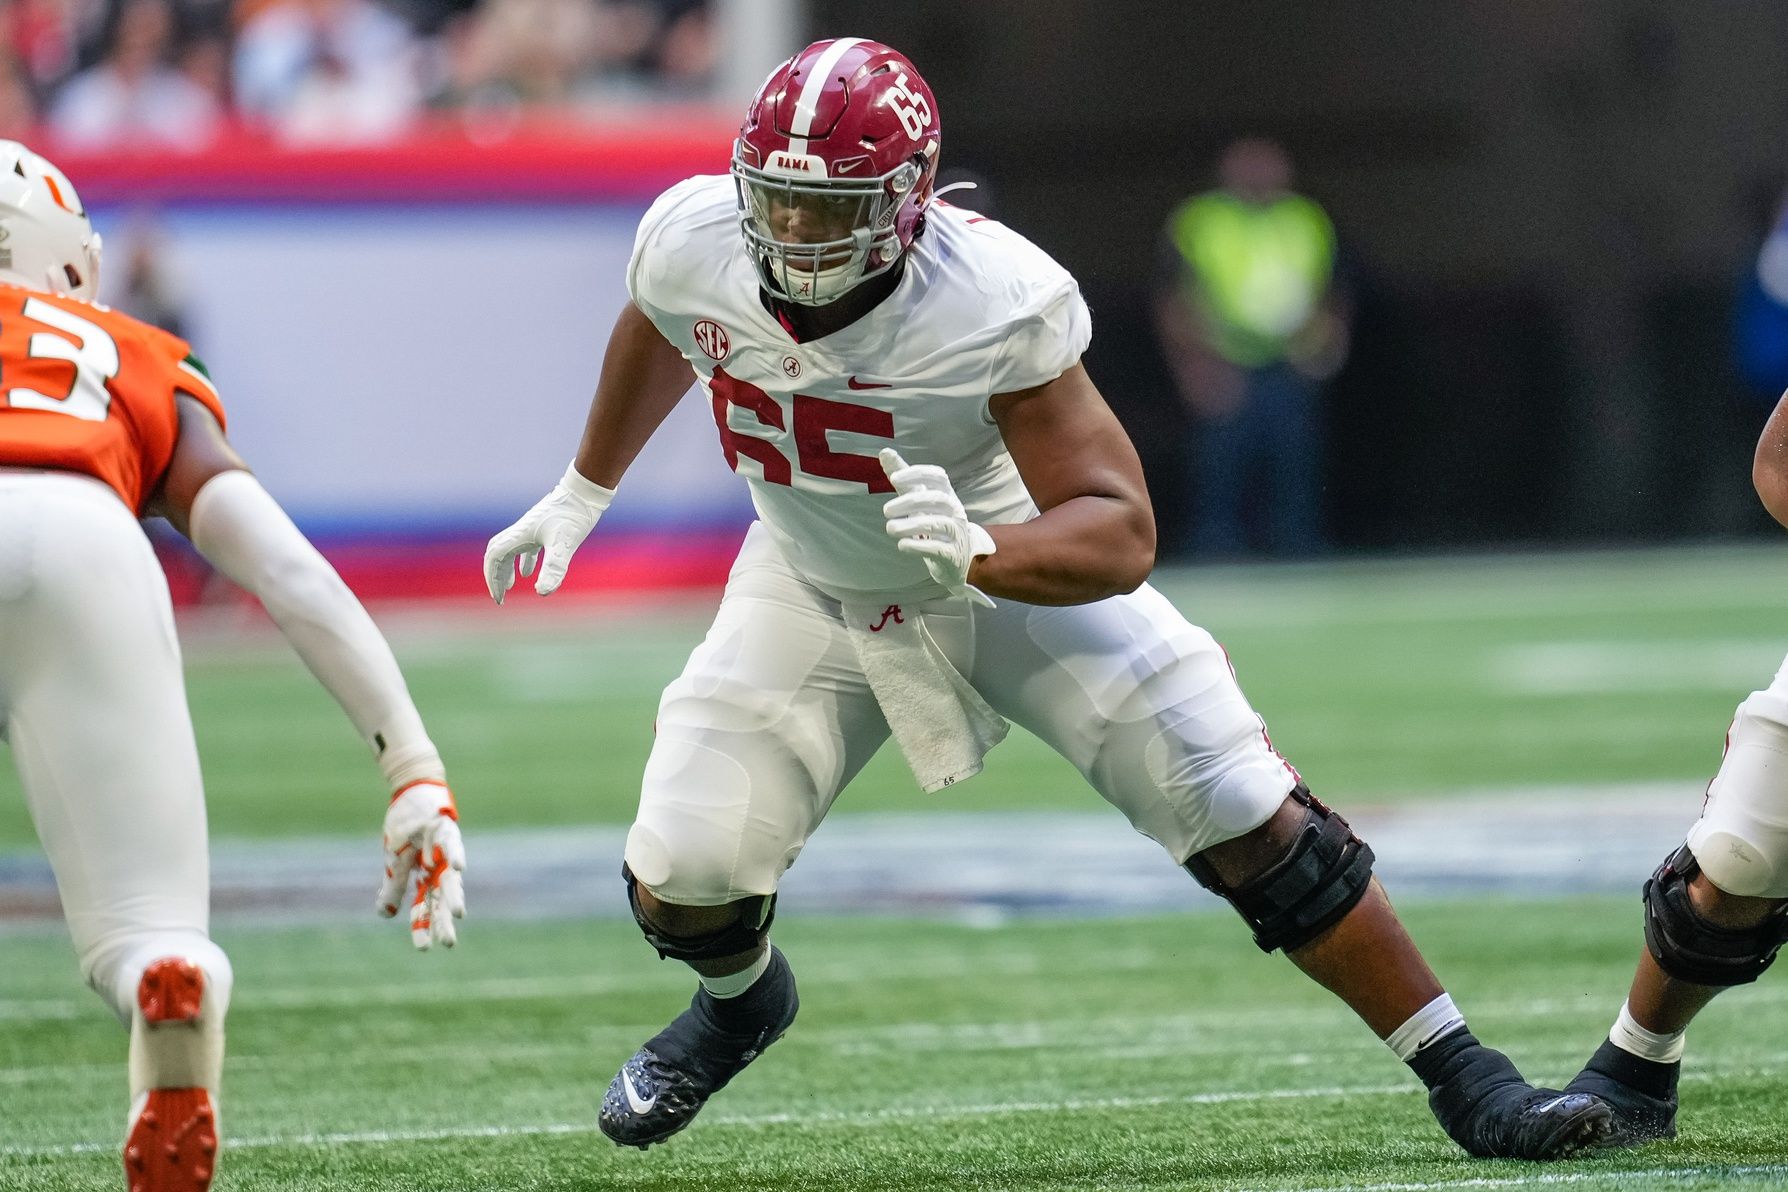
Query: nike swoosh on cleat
847,376,891,390
1532,1095,1577,1114
622,1069,657,1115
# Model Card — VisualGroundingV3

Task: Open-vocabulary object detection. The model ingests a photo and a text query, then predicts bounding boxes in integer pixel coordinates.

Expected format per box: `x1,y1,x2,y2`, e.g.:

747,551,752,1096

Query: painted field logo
694,320,730,361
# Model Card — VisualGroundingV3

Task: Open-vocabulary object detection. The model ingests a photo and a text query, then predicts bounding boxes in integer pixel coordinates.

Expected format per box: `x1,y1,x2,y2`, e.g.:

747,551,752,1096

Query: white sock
698,949,771,999
1386,993,1466,1062
1609,1000,1686,1064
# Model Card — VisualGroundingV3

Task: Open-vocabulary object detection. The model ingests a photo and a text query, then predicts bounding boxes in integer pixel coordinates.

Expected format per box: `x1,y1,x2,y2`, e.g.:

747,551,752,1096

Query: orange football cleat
125,959,218,1192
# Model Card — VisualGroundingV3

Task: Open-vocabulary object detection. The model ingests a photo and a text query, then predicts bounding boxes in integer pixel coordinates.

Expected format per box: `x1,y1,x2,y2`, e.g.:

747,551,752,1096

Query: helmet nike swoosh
622,1068,658,1114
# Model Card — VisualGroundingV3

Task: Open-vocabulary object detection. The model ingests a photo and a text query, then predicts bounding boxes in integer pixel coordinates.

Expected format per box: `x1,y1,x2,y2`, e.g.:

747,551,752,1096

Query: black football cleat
599,946,798,1149
1563,1038,1679,1147
1413,1027,1613,1159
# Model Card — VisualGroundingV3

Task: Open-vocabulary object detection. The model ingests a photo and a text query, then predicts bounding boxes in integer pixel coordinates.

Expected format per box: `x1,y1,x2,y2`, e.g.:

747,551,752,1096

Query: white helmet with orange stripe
0,141,101,302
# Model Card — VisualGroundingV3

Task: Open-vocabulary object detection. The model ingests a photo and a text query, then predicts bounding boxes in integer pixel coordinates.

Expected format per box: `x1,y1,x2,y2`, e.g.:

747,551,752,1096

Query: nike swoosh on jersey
847,376,892,389
622,1069,658,1114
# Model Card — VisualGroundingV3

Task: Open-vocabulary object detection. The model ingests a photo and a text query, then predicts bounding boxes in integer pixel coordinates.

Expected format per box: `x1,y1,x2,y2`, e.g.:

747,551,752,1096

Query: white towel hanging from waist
841,598,1008,793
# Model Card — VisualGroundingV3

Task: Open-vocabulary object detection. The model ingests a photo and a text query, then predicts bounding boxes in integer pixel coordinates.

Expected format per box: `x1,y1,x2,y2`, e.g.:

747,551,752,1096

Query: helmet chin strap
769,228,875,307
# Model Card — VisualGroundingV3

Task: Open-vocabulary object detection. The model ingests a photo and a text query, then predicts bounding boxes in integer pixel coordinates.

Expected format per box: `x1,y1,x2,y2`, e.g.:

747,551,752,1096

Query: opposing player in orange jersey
0,142,465,1192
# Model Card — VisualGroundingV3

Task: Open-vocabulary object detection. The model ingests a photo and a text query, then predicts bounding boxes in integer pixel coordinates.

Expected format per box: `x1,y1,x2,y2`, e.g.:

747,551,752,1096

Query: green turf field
4,899,1787,1190
5,544,1785,848
6,546,1788,1187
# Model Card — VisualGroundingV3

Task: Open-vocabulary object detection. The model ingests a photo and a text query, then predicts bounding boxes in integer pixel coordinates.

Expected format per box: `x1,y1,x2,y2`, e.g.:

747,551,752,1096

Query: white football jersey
628,174,1092,600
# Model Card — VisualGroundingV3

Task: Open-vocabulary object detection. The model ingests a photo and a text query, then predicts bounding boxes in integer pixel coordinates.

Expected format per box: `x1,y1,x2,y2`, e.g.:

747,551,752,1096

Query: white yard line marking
9,1071,1788,1165
3,1083,1417,1158
1487,640,1786,695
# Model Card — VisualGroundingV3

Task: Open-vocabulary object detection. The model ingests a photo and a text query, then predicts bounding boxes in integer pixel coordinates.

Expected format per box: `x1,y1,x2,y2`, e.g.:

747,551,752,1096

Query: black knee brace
1184,785,1376,954
623,864,778,963
1643,845,1788,987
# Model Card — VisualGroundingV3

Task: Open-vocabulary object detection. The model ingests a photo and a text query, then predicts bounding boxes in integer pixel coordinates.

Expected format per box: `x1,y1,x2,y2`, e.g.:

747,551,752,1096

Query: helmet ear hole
62,263,81,290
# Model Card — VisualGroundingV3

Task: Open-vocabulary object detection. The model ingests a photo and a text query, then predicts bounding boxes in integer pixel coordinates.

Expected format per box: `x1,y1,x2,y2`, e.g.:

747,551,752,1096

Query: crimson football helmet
732,37,940,306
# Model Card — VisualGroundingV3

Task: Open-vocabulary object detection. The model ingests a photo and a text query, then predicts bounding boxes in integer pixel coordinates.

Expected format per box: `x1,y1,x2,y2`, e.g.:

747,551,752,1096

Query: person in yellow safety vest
1155,137,1349,557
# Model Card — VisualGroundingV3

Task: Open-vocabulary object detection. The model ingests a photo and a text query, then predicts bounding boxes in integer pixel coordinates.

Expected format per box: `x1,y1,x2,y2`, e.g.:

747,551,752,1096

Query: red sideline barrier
157,527,748,608
39,112,740,205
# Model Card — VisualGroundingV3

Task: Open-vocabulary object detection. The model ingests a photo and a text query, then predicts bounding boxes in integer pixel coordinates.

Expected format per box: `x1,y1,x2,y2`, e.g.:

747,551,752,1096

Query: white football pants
626,522,1298,904
1687,653,1788,899
0,470,231,1022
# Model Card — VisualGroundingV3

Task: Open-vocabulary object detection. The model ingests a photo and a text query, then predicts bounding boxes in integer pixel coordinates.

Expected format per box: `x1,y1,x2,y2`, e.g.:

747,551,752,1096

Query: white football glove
376,781,466,950
483,464,616,604
879,448,997,607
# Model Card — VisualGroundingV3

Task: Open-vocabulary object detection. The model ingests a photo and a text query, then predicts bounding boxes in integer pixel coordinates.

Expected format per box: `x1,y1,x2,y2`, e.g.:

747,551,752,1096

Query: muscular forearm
971,495,1155,605
573,303,695,487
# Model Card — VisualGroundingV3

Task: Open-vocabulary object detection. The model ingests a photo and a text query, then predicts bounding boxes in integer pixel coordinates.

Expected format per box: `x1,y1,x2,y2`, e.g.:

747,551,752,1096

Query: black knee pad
623,864,777,963
1643,845,1788,987
1184,785,1376,954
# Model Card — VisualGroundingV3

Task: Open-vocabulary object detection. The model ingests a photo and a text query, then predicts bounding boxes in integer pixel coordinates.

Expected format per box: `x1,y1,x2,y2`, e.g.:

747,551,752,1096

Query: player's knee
1184,785,1376,955
82,931,232,1025
624,810,748,906
1688,823,1787,899
1090,699,1291,859
631,729,810,902
1644,844,1788,986
623,862,776,963
1692,702,1788,899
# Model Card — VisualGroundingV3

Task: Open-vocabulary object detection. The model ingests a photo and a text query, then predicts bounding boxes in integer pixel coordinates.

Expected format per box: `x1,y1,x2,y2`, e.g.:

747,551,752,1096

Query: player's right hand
483,464,616,603
376,781,466,950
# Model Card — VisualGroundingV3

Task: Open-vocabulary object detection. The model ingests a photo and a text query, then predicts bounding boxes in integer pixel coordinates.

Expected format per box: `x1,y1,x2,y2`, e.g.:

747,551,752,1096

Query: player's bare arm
572,301,694,486
973,362,1155,605
150,395,466,952
144,394,248,535
1753,387,1788,527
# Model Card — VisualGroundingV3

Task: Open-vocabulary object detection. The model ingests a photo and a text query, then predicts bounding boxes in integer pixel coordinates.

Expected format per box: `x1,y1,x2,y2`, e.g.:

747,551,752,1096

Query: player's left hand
376,781,466,950
879,448,997,607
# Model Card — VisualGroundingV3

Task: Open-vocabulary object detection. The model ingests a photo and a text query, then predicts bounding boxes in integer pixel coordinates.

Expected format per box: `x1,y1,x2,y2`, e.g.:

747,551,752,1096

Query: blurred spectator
435,0,709,111
107,216,189,337
47,0,221,149
177,26,231,113
439,0,602,108
1155,137,1348,558
3,0,97,96
234,0,421,143
1737,186,1788,406
0,0,714,145
0,51,40,136
651,0,711,93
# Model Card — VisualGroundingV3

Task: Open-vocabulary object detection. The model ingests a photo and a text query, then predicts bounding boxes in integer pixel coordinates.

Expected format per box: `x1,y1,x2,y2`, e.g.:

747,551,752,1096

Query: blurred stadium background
6,2,1788,1189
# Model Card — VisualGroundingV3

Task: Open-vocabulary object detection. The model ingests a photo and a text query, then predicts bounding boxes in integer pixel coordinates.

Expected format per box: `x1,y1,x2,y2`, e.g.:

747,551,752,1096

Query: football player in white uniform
485,38,1608,1158
1562,391,1788,1144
